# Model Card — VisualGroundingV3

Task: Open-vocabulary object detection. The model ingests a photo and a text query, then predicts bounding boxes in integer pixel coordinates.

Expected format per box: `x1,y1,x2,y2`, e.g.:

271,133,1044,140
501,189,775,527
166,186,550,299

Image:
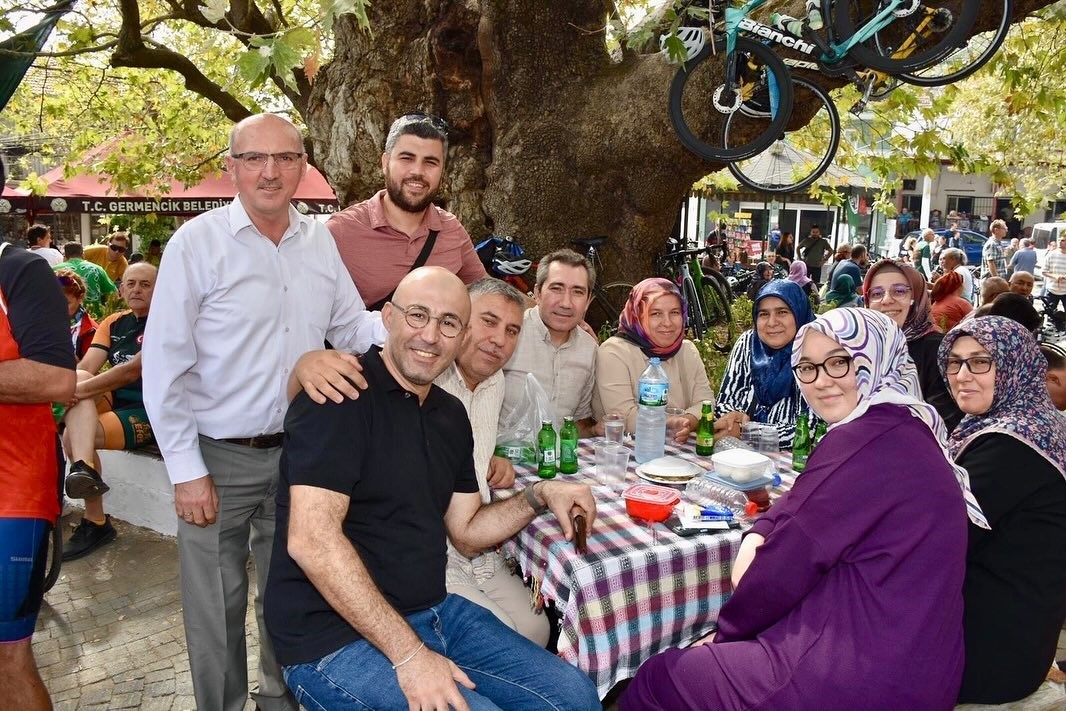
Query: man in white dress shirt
433,276,550,646
142,113,383,711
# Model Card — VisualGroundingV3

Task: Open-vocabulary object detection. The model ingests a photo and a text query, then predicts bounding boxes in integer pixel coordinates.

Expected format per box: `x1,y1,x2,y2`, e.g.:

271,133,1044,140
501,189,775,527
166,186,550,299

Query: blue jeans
283,594,600,710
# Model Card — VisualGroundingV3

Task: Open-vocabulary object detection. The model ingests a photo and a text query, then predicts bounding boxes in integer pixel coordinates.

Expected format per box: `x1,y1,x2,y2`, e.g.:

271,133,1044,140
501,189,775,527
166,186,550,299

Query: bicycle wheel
897,0,1011,86
700,278,736,352
726,77,841,195
682,277,707,341
834,1,978,74
586,282,634,336
669,35,795,163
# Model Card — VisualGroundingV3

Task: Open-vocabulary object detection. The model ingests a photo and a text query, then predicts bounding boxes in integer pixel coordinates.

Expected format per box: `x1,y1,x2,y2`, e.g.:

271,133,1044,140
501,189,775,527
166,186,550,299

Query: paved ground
33,515,1066,710
34,515,259,711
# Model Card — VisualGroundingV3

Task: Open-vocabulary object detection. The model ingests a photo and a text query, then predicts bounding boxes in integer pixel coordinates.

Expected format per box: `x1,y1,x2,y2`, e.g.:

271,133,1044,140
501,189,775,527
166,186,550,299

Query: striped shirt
715,329,814,449
1044,249,1066,295
981,238,1005,278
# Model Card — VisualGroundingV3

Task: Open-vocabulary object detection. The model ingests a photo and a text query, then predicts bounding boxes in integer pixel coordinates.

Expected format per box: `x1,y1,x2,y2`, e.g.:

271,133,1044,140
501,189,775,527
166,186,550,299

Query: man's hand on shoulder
537,480,597,541
395,646,475,711
174,475,218,527
291,350,367,404
486,455,516,489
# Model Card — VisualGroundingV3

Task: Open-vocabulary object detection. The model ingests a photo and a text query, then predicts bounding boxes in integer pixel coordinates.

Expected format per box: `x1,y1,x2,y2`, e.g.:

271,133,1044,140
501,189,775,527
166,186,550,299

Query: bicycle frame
721,0,920,65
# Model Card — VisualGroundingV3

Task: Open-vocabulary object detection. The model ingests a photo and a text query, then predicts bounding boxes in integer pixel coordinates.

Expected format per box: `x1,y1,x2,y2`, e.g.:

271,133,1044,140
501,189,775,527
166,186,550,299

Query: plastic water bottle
635,357,669,464
686,479,759,517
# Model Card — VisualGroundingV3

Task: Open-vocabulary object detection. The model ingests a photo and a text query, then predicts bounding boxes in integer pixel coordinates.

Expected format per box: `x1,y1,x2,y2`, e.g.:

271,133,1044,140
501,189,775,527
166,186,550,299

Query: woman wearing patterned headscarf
714,280,815,448
592,278,715,442
623,309,983,710
939,317,1066,704
864,259,963,430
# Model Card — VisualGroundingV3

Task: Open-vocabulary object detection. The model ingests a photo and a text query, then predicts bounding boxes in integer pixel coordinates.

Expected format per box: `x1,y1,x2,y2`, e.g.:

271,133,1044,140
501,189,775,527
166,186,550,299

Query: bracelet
391,641,425,670
524,482,549,515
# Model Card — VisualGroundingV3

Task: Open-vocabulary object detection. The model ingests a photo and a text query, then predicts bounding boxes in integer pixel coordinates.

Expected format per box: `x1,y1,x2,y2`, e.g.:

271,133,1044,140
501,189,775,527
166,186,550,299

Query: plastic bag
495,373,557,464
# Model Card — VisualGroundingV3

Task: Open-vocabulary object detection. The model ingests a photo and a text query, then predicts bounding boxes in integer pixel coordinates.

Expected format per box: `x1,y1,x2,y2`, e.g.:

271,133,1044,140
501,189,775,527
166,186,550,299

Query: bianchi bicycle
657,238,736,352
664,0,1008,191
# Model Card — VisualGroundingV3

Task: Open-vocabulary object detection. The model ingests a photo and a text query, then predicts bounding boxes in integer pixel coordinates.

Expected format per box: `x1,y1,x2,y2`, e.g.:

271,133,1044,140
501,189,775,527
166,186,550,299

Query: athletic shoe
65,459,110,499
62,516,117,561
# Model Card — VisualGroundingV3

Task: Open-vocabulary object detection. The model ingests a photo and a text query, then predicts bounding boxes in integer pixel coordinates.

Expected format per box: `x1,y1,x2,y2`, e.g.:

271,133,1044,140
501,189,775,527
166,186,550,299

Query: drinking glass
596,442,631,485
741,422,761,450
603,413,625,444
664,406,686,443
758,425,779,454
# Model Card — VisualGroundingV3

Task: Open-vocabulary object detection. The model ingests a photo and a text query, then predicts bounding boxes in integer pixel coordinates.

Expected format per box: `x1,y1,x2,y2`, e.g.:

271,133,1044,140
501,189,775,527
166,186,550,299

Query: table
499,440,796,698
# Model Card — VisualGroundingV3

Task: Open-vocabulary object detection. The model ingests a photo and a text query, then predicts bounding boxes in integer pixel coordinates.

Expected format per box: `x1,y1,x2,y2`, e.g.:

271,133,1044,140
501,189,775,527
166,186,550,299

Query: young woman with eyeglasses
940,317,1066,704
623,309,984,709
863,260,964,431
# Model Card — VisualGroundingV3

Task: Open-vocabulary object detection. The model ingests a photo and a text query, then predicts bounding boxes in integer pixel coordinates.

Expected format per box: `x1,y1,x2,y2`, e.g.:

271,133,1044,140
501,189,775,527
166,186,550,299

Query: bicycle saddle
571,236,607,248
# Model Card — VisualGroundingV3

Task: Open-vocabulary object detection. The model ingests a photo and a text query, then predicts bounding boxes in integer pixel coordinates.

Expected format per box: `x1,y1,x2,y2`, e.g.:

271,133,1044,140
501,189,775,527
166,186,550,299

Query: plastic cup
758,425,779,454
741,422,761,450
603,413,625,444
596,442,631,485
665,406,686,443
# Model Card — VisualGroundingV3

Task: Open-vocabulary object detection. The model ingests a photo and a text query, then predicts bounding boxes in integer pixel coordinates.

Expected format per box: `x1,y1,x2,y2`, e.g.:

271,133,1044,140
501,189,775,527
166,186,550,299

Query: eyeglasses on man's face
109,243,127,254
389,302,464,338
792,355,853,384
230,151,306,171
867,284,911,302
945,356,994,375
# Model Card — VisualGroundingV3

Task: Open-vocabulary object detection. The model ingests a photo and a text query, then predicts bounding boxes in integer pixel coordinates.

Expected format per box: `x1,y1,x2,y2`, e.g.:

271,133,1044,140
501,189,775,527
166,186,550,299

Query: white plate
635,459,703,484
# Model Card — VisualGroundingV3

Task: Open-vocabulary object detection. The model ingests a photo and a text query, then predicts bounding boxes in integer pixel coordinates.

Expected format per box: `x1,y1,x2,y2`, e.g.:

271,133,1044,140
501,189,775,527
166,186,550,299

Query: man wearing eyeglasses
83,232,130,284
143,113,384,711
267,266,599,711
326,112,486,312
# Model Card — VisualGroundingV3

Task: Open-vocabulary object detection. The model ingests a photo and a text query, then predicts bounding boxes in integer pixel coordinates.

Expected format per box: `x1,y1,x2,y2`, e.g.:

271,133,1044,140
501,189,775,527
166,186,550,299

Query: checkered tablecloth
499,441,795,698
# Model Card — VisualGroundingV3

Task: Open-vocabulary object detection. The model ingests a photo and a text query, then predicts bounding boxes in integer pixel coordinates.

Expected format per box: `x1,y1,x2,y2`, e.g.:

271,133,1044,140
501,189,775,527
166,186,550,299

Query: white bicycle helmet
660,26,706,65
493,256,533,275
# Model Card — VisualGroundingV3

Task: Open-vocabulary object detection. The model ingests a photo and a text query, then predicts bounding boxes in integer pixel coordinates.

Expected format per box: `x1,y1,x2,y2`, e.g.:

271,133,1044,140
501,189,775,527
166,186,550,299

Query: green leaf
236,47,272,87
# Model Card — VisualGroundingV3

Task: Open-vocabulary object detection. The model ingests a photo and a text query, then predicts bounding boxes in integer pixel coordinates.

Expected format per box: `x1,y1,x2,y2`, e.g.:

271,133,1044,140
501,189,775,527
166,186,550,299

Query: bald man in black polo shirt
266,267,600,711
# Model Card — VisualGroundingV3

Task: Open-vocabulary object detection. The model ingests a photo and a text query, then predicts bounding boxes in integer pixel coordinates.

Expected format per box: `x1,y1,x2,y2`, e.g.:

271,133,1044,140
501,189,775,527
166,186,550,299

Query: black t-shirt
265,347,478,667
0,244,74,369
907,332,963,432
958,434,1066,703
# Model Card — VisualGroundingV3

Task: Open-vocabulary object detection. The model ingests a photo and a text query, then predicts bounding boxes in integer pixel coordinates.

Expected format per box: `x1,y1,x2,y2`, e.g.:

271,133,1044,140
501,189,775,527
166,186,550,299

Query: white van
1029,222,1066,249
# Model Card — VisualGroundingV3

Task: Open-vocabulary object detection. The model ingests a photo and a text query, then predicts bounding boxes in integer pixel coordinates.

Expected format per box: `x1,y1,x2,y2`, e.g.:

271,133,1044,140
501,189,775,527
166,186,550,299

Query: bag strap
368,229,439,311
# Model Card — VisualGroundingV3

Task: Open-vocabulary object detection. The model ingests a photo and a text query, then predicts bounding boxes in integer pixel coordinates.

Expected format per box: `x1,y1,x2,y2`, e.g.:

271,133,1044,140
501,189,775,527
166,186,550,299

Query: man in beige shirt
501,249,598,437
435,277,549,646
83,232,130,284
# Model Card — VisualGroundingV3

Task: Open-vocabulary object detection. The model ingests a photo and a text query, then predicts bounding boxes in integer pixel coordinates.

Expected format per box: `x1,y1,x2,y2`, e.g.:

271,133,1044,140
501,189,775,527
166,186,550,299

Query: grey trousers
177,436,296,711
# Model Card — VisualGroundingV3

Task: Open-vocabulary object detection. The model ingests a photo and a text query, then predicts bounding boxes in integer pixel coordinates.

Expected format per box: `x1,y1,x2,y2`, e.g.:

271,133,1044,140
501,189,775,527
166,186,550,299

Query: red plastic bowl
622,484,681,522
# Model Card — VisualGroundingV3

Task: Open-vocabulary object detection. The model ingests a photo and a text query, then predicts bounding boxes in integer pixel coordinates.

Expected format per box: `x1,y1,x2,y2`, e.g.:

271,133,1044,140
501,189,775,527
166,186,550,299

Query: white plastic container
711,449,772,483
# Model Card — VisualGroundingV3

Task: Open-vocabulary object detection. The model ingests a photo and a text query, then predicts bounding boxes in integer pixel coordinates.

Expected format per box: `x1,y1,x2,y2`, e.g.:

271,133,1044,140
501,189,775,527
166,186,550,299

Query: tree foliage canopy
1,0,1064,265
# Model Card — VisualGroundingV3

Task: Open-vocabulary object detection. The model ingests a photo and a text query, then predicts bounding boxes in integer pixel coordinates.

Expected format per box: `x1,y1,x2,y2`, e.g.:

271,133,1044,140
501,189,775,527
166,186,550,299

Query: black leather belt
223,433,284,449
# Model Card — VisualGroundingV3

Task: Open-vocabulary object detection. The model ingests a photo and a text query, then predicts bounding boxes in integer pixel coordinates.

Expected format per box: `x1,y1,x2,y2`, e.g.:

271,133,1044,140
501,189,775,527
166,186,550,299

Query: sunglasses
57,275,77,286
399,111,449,135
109,244,127,254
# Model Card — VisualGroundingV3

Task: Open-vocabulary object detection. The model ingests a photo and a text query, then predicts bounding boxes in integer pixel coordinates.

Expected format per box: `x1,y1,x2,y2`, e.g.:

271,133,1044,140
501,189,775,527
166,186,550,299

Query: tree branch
111,0,254,122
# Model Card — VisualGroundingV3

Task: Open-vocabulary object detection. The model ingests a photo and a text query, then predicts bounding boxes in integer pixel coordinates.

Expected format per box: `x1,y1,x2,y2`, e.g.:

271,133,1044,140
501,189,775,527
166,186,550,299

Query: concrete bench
68,449,177,536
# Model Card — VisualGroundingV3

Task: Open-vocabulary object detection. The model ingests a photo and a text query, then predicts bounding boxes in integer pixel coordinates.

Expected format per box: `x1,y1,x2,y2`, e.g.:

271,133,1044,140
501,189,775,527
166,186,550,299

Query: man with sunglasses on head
326,112,486,313
143,113,384,711
83,231,130,285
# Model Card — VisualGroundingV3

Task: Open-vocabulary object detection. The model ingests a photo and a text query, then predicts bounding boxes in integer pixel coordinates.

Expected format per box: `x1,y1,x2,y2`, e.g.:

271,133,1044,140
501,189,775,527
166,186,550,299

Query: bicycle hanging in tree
662,0,1010,193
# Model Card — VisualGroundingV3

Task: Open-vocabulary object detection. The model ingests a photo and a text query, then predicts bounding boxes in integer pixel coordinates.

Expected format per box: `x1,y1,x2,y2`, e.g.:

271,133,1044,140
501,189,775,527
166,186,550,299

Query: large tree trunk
305,0,1048,285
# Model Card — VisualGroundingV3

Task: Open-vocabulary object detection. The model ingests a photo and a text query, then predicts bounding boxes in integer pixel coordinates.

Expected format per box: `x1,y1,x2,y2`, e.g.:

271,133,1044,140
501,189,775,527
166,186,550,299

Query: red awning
10,163,339,216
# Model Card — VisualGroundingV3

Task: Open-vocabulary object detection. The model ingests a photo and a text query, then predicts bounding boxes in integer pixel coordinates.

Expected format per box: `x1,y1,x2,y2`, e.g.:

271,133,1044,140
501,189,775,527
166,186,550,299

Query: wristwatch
524,483,548,515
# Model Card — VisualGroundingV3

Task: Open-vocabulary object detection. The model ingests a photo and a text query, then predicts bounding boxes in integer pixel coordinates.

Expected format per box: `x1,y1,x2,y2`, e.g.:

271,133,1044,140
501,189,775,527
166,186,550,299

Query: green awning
0,1,75,113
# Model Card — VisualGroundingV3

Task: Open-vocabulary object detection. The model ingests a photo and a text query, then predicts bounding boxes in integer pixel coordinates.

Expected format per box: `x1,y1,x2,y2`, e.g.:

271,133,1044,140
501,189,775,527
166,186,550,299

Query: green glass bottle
559,417,578,474
695,400,715,456
812,421,828,449
792,412,812,473
537,420,557,479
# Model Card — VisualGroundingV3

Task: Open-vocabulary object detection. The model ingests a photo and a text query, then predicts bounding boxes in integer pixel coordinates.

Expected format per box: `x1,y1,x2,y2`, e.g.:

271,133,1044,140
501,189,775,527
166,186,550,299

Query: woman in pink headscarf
592,278,715,442
787,260,819,305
